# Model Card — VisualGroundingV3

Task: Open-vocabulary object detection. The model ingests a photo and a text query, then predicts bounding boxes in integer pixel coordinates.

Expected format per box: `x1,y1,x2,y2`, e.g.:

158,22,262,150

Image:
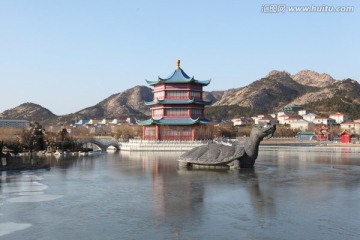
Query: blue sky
0,0,359,115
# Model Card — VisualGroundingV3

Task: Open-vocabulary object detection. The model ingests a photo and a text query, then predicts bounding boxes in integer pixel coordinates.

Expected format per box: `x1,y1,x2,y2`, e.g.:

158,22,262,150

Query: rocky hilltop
1,70,359,124
76,85,153,118
292,70,335,88
213,70,314,110
208,70,360,120
0,103,57,123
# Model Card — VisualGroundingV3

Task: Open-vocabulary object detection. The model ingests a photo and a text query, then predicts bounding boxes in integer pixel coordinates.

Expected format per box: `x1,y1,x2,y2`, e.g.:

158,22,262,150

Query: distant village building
283,117,299,125
313,117,336,125
126,117,136,124
258,117,278,125
290,119,312,131
136,60,212,140
340,121,360,135
232,117,253,126
110,118,126,125
277,114,292,124
74,117,134,126
329,112,349,124
0,119,29,128
88,118,102,125
252,114,276,125
302,113,318,123
282,105,303,114
75,119,90,125
251,115,261,125
99,118,113,125
298,109,308,116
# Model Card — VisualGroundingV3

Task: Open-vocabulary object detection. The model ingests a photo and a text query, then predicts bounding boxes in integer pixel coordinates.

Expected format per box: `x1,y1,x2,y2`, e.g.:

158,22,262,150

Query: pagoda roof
136,117,209,126
339,130,352,136
145,98,212,106
145,60,211,86
297,132,315,135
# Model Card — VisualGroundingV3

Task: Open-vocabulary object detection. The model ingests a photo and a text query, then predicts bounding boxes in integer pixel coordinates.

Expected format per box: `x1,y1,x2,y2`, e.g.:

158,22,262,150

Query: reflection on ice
17,191,45,196
0,222,32,237
1,182,48,194
7,194,63,203
22,175,44,181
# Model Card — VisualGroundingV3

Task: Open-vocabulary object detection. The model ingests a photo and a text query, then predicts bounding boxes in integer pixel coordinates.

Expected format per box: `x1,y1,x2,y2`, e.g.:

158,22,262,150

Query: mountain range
1,70,359,125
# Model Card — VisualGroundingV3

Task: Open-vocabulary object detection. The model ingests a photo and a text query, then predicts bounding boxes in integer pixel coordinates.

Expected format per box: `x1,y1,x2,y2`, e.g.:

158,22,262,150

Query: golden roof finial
175,59,181,70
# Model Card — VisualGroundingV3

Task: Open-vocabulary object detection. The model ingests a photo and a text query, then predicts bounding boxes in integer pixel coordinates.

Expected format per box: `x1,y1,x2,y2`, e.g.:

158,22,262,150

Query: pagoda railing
164,96,189,99
163,114,189,117
127,139,213,144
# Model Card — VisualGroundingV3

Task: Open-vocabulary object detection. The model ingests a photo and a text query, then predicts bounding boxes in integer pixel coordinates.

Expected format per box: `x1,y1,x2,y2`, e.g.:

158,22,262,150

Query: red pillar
191,125,195,140
155,125,159,140
142,126,145,139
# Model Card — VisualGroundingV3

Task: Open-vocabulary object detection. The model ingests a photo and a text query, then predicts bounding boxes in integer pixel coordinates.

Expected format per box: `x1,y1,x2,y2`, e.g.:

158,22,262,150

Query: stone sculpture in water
178,124,276,168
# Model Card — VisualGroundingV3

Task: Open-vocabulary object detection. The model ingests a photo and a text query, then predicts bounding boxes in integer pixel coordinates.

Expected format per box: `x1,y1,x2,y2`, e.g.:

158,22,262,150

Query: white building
340,122,360,135
277,111,285,117
290,119,312,131
284,117,299,125
313,118,336,125
232,118,253,126
298,109,308,116
110,118,126,125
252,114,275,125
0,119,30,128
277,114,292,124
303,113,318,123
88,118,102,125
329,112,349,124
258,117,278,125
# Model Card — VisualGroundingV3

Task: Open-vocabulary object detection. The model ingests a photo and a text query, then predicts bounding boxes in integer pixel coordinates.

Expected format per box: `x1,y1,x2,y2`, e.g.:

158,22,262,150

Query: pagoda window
160,126,192,140
154,91,165,99
166,90,188,99
153,109,163,118
189,91,201,99
191,109,203,118
165,108,188,117
144,126,156,139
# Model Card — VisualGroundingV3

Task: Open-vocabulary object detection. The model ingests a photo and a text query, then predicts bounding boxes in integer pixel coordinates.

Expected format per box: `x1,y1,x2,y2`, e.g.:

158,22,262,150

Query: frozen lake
1,147,360,240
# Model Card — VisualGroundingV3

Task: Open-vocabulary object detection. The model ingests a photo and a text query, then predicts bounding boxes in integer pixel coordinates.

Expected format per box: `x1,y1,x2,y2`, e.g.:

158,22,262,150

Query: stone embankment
261,139,360,148
119,139,213,151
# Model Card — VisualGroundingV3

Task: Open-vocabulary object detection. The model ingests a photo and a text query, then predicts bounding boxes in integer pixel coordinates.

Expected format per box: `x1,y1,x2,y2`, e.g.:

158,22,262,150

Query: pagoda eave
136,117,209,126
145,69,211,86
145,99,212,106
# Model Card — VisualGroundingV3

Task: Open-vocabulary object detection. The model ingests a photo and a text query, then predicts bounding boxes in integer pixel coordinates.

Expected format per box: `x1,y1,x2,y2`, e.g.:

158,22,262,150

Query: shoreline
261,140,360,148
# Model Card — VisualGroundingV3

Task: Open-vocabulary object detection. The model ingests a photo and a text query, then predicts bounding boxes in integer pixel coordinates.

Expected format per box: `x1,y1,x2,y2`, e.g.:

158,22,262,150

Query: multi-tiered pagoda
137,60,212,140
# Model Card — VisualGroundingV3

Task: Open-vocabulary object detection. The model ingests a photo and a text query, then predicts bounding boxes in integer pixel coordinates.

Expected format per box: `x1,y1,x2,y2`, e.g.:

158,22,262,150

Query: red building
339,130,352,143
136,60,212,140
315,125,329,141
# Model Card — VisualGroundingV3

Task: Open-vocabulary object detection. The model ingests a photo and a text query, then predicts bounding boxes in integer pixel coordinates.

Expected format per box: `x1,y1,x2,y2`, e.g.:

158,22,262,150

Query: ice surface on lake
1,179,49,193
7,194,63,203
17,191,45,195
0,172,63,237
0,222,32,237
2,176,63,203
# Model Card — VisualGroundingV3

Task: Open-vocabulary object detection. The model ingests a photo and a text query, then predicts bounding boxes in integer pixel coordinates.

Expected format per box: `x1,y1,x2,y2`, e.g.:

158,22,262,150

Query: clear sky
0,0,359,115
